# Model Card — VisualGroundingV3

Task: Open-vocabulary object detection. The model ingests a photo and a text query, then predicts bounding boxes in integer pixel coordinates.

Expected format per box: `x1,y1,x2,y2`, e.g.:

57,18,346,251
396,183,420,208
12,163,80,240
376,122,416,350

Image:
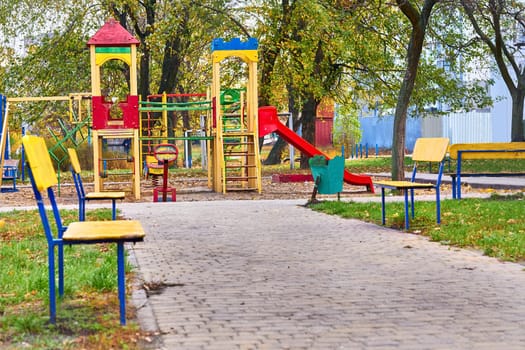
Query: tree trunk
299,94,318,169
511,87,525,141
138,48,151,99
157,37,183,95
392,0,437,180
264,83,300,165
263,137,288,165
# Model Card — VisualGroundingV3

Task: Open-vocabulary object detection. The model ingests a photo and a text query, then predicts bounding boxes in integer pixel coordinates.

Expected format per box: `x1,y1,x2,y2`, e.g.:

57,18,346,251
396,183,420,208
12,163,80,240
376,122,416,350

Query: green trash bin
308,155,345,200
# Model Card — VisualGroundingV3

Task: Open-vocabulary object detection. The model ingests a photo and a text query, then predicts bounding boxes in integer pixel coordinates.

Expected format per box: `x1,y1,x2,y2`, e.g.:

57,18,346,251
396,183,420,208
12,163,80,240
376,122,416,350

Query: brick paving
122,199,525,350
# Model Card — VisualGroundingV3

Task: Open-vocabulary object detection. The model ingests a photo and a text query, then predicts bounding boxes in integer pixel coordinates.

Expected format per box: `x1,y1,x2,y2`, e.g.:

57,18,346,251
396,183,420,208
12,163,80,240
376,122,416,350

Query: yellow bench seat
85,191,126,201
64,220,145,242
374,181,437,189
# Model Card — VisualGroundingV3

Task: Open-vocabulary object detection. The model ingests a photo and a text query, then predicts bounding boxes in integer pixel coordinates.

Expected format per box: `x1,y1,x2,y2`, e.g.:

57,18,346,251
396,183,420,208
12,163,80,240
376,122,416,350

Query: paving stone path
122,200,525,350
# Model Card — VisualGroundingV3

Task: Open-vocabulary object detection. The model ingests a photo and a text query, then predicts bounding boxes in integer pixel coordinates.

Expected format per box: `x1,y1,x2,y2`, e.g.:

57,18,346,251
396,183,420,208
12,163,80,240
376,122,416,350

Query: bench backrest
22,135,66,243
3,159,19,178
412,138,449,162
22,135,58,191
449,142,525,160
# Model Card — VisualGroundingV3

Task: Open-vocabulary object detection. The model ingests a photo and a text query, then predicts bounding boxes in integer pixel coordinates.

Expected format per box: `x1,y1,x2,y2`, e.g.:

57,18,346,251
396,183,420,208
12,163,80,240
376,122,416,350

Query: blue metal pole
48,246,56,324
117,243,126,325
58,243,64,297
404,190,410,230
21,126,26,181
112,200,117,220
381,188,386,225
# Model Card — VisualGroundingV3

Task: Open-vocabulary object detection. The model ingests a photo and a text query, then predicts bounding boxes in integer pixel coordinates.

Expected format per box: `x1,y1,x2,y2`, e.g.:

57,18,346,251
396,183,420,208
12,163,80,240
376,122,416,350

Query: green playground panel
309,155,344,194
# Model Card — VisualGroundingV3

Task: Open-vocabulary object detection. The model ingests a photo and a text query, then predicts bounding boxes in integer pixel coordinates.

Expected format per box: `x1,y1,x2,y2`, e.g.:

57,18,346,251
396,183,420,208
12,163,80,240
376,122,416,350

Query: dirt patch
0,175,373,208
0,174,506,208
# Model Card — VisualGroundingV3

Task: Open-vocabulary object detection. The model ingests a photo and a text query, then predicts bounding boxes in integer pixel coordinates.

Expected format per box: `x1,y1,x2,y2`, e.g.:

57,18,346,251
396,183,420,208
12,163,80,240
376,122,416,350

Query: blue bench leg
117,243,126,325
381,188,386,225
58,244,64,297
404,190,410,230
410,189,415,218
451,177,457,199
112,200,117,220
80,199,86,221
436,189,441,224
48,246,57,324
457,175,462,200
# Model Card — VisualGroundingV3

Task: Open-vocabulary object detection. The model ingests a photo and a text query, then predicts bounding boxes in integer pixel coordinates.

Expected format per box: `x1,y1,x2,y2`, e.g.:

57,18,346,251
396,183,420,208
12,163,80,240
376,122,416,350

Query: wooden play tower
210,38,262,193
87,19,141,199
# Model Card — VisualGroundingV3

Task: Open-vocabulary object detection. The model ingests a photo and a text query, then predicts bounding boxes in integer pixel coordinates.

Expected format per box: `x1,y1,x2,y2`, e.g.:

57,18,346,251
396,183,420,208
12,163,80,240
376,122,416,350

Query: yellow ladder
222,131,260,192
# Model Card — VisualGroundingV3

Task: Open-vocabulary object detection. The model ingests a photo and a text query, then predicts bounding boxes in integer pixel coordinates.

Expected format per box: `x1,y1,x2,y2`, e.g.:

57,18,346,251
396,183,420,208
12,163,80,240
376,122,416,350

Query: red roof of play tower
87,18,139,46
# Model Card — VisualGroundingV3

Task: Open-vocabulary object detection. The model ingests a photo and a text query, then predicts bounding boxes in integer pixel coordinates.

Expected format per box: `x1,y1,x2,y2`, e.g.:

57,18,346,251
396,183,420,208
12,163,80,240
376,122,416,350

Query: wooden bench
448,142,525,199
2,159,19,192
23,135,145,325
68,148,126,221
374,138,449,230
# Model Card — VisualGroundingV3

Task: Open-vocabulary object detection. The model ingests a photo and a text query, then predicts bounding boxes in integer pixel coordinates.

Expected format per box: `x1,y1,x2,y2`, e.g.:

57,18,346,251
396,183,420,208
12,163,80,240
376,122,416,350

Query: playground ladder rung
225,175,258,181
226,187,258,192
225,164,257,169
225,151,255,156
224,142,254,147
222,131,255,137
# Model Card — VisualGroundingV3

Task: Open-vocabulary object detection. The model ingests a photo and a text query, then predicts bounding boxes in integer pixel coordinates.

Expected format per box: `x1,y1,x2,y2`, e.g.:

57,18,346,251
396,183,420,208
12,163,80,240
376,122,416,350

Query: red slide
258,106,374,193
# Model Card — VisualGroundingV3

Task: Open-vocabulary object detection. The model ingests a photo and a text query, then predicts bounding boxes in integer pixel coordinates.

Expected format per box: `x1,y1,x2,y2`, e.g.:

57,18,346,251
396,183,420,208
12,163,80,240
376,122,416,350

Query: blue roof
211,38,258,51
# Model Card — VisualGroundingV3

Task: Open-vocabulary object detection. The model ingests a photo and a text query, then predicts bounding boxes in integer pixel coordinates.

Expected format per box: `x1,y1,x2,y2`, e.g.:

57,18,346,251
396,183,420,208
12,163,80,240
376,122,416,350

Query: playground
0,19,374,203
3,17,525,350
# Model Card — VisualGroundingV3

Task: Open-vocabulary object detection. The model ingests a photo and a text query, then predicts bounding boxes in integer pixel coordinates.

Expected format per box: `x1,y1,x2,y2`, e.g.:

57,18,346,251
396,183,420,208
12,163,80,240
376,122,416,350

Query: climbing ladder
222,123,260,191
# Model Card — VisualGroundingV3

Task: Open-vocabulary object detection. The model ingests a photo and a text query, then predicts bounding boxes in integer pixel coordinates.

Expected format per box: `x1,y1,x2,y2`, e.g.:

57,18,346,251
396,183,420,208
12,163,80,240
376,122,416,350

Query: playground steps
222,131,261,192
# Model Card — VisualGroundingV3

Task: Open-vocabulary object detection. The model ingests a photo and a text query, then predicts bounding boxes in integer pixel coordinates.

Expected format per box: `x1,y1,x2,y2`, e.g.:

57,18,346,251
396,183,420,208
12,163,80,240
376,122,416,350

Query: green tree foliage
332,104,361,153
0,0,100,129
258,1,387,167
104,0,250,134
0,0,503,172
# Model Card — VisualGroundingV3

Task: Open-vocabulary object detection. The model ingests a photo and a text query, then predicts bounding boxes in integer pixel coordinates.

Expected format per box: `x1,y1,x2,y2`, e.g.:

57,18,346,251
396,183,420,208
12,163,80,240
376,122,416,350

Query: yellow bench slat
85,191,126,200
375,180,435,189
449,142,525,159
63,220,145,241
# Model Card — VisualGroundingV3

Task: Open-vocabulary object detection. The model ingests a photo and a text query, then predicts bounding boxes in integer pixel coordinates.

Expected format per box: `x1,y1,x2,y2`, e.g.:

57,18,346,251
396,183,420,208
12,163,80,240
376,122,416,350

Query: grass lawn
0,209,154,350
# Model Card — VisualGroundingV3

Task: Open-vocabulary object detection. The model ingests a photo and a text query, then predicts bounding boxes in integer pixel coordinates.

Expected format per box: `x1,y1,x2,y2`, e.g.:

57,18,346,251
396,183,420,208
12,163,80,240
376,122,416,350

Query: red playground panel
271,174,313,183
